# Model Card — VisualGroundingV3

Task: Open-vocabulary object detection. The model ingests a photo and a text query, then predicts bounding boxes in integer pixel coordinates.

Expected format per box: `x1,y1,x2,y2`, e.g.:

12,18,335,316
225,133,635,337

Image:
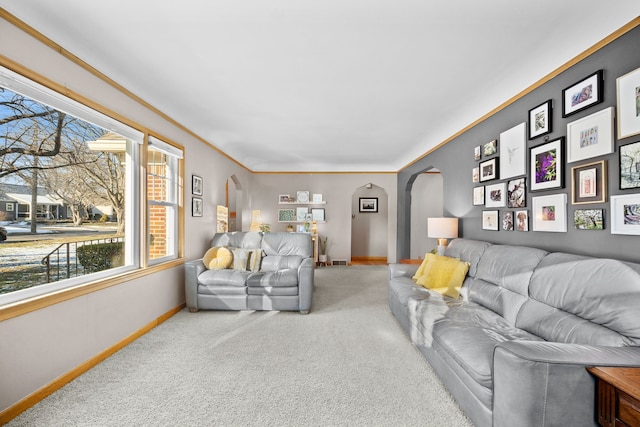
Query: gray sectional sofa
388,238,640,427
185,231,314,314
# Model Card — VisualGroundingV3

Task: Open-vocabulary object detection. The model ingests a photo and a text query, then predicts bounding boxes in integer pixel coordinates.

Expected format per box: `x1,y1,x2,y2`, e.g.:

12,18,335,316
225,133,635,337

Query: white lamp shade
427,217,459,239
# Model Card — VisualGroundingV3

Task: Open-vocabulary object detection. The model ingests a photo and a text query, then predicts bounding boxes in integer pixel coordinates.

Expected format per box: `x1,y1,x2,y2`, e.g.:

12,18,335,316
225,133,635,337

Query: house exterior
0,183,66,221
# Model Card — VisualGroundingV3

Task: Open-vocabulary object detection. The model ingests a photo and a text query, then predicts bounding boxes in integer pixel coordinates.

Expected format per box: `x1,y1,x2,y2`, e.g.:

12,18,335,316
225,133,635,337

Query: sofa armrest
389,263,419,280
298,257,314,314
184,259,206,311
493,341,640,427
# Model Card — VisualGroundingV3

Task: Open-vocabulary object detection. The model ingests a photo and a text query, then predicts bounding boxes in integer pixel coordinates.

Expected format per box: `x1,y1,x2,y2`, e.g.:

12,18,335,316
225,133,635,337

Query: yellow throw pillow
412,252,433,281
415,253,470,299
202,246,233,270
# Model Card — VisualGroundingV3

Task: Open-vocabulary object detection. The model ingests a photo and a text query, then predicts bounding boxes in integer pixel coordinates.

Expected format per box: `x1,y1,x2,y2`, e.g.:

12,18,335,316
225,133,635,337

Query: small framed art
483,139,498,157
611,194,640,235
617,66,640,139
530,138,564,191
528,100,552,139
192,175,203,196
192,197,203,217
296,191,310,203
472,167,479,183
574,209,604,230
515,210,529,231
566,106,615,163
499,122,526,180
482,210,499,231
359,197,378,213
279,194,291,203
311,208,325,221
278,209,295,222
473,186,485,206
571,160,606,204
532,193,567,233
485,182,506,208
502,211,514,231
296,207,309,221
620,141,640,190
507,178,526,208
474,145,481,160
479,158,498,182
562,69,603,117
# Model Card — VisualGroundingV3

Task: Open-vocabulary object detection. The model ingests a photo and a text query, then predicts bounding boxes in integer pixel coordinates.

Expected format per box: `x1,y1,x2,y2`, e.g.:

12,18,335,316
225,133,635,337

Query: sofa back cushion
517,252,640,346
470,245,547,325
211,231,263,249
260,232,312,272
445,238,492,278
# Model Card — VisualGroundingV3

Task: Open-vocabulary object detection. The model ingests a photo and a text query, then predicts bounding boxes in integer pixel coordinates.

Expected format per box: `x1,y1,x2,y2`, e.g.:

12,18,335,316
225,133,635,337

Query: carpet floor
8,265,472,426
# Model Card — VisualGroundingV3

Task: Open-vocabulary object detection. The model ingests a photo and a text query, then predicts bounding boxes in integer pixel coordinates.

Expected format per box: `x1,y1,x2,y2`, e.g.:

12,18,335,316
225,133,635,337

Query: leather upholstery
185,232,314,313
389,238,640,427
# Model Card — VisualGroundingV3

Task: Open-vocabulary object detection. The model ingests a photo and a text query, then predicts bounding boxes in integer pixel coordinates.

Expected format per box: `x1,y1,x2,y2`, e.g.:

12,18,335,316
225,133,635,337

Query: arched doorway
351,183,388,263
410,171,444,258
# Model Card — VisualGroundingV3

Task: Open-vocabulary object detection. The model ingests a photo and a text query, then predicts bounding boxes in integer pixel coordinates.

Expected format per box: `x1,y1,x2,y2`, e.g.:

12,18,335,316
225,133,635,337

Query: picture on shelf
278,209,295,222
296,207,309,221
279,194,290,203
311,208,325,221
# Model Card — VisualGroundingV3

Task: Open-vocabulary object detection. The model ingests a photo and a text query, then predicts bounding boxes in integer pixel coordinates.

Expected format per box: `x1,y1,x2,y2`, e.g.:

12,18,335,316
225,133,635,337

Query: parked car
0,226,6,242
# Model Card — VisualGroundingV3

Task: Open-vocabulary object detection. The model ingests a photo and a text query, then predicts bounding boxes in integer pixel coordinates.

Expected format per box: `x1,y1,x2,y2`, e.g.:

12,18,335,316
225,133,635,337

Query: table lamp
427,217,459,256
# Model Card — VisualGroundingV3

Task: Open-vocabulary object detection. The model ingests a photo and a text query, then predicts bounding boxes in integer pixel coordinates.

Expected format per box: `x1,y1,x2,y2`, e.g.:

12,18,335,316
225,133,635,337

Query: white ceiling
1,2,639,172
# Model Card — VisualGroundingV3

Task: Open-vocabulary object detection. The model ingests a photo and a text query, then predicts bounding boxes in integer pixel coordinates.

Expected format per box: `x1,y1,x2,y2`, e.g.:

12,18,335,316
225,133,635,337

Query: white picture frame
499,122,526,179
532,193,567,233
473,186,485,206
611,194,640,235
485,183,506,208
296,207,309,221
567,106,615,163
617,66,640,139
482,210,499,231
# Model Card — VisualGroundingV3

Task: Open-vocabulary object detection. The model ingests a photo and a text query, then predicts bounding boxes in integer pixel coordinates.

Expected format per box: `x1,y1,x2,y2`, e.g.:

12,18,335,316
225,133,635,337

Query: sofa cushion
198,284,247,295
414,254,470,299
429,302,543,389
202,246,233,270
247,286,298,296
260,255,304,271
198,269,252,287
231,248,252,271
444,239,492,278
211,231,262,249
262,232,313,257
247,269,299,287
517,252,640,346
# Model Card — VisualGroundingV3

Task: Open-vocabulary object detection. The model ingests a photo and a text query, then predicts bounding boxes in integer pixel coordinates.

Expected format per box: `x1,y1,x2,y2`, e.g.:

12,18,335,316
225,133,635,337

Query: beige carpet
8,265,472,426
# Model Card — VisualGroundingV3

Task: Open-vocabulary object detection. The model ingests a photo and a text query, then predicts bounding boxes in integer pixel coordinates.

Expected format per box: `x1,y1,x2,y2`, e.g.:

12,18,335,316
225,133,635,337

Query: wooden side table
588,366,640,427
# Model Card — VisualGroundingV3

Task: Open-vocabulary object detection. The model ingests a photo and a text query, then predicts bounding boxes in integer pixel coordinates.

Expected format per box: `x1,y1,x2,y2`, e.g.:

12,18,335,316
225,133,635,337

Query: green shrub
77,241,124,273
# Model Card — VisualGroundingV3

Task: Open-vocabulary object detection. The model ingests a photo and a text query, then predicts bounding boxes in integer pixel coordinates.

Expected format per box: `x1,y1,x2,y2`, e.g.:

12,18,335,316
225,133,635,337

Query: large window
0,66,180,305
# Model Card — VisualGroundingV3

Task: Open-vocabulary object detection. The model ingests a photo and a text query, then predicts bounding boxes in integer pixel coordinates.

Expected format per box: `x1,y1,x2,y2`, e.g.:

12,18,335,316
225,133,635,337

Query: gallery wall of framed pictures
471,64,640,237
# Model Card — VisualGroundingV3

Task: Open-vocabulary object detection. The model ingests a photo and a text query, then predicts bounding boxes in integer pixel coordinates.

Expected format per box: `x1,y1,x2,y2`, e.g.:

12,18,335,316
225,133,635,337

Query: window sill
0,258,185,322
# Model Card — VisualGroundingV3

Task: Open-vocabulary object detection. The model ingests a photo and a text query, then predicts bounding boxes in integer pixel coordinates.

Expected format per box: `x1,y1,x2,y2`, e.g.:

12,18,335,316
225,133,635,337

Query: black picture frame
479,157,499,182
620,141,640,190
562,69,604,117
192,175,203,196
528,99,552,139
192,197,203,217
359,197,378,213
530,137,564,191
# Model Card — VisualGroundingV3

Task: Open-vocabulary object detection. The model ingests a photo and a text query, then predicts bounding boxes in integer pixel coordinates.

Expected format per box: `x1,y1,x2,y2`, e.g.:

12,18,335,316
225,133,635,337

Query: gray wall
398,24,640,263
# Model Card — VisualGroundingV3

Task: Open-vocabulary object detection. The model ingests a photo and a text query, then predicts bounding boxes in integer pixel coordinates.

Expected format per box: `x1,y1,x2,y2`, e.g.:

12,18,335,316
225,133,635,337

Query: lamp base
436,238,448,256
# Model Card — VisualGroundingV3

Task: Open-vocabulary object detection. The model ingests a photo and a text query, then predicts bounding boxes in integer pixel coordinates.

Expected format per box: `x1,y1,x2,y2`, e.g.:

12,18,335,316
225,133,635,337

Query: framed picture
620,141,640,190
617,66,640,139
611,194,640,235
479,157,499,182
530,138,564,191
532,193,567,233
312,193,324,203
507,177,526,208
311,208,325,221
296,207,309,221
278,208,295,222
474,145,481,160
485,182,506,208
192,175,203,196
483,139,498,157
571,160,606,204
574,209,604,230
482,210,499,231
499,122,526,179
472,167,479,183
567,106,615,163
528,100,552,139
502,211,514,231
473,186,485,206
192,197,203,217
296,191,310,203
279,194,291,203
359,197,378,213
515,210,529,231
562,69,603,117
